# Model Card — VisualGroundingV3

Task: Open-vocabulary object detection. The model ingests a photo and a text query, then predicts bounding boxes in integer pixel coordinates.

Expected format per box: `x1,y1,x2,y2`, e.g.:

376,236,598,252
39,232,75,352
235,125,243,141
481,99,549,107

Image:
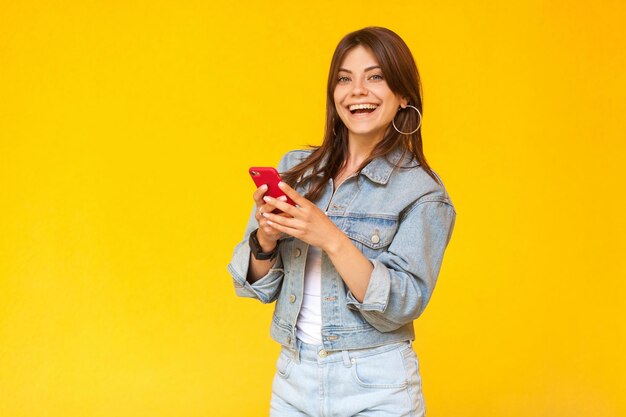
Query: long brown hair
282,26,440,202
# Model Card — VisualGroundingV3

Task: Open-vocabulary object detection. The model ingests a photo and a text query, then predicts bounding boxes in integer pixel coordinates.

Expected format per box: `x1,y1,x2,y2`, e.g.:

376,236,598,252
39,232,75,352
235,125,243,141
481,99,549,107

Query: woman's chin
345,126,387,142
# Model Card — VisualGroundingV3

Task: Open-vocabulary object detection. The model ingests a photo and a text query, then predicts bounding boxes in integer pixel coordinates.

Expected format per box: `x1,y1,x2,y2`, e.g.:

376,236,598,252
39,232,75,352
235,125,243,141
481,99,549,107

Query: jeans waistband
282,339,412,364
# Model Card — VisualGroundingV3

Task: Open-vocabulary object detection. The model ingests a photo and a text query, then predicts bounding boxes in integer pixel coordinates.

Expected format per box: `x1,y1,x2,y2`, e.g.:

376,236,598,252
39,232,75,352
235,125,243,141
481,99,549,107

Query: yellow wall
1,1,624,416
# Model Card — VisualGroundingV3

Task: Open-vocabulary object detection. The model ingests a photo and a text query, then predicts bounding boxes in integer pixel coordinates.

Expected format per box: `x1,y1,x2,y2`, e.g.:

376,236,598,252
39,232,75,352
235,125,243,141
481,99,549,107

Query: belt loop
294,339,301,364
342,350,351,367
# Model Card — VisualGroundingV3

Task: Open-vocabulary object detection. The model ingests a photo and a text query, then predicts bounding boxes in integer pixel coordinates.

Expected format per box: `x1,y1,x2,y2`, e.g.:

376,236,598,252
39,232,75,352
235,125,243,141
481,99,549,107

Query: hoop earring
392,105,422,135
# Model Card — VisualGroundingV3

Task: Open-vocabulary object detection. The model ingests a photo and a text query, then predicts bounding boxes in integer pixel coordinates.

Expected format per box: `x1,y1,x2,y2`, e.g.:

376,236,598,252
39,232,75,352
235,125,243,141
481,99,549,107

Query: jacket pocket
344,215,398,259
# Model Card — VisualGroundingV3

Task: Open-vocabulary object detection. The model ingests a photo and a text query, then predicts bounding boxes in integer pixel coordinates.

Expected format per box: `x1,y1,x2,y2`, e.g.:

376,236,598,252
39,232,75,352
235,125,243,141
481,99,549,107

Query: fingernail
263,196,272,202
261,184,268,190
278,195,287,201
278,181,285,187
262,213,270,218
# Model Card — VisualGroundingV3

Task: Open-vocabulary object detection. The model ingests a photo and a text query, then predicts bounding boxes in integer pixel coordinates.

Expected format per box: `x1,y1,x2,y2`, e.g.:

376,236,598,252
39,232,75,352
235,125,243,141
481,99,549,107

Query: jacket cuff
346,259,390,312
228,241,284,303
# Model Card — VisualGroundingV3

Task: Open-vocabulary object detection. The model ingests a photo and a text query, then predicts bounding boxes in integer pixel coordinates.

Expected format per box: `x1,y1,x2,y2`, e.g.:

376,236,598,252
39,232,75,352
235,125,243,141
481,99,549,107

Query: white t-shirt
295,245,323,345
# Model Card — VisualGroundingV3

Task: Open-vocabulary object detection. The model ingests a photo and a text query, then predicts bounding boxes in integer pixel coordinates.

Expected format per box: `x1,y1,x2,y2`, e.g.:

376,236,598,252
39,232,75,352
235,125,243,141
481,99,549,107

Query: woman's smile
349,103,379,113
347,103,380,118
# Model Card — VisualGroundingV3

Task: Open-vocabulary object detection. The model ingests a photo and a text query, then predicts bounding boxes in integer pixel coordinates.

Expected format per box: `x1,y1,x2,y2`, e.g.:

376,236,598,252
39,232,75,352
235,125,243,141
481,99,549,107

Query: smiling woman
228,26,456,417
281,27,438,202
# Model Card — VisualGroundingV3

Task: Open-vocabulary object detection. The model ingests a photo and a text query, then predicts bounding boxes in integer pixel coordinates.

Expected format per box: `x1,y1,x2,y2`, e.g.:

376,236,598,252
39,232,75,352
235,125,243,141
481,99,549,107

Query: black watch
249,229,278,261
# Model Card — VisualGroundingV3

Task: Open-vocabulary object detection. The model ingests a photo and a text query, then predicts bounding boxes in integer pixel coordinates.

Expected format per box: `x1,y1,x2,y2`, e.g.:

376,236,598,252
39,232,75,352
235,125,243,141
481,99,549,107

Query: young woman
228,26,456,417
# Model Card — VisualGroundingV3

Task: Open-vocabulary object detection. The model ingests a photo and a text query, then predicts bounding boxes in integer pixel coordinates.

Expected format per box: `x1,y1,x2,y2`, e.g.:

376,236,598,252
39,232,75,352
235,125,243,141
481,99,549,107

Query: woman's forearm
247,255,277,283
324,232,373,302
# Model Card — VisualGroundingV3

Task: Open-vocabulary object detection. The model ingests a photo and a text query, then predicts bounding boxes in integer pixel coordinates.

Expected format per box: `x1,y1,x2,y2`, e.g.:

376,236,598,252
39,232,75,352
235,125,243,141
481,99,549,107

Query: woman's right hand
253,184,289,251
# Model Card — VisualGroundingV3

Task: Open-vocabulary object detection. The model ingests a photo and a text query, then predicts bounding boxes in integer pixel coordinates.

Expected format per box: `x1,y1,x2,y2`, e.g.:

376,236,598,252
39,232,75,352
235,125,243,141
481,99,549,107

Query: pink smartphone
249,167,296,212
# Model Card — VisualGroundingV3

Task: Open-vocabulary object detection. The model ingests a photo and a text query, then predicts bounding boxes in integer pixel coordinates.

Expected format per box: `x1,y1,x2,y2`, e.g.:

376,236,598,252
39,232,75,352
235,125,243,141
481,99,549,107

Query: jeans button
318,349,328,358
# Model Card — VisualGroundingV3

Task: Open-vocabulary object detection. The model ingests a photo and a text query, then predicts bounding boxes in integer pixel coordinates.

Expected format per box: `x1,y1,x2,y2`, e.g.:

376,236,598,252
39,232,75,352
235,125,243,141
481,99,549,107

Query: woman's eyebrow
338,65,382,73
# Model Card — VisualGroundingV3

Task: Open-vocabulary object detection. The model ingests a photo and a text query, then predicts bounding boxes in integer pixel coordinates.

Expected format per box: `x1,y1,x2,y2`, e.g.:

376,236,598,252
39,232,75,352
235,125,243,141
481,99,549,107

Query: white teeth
349,103,379,111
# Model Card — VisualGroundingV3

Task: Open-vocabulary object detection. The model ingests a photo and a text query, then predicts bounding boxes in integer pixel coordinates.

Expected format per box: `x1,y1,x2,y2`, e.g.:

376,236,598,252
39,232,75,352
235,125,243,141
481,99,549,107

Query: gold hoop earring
392,105,422,135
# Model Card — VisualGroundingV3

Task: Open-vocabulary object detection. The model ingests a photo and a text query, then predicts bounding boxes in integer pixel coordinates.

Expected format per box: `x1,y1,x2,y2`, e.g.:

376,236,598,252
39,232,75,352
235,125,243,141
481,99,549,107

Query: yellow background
1,1,624,416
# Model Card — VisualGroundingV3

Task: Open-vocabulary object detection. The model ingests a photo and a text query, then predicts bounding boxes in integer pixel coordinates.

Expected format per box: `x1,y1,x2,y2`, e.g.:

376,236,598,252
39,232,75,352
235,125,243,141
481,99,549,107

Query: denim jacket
228,148,456,352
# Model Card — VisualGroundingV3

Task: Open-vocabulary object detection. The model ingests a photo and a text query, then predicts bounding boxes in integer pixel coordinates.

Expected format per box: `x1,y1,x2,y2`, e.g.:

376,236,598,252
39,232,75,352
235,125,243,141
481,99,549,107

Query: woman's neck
346,133,382,166
335,134,382,187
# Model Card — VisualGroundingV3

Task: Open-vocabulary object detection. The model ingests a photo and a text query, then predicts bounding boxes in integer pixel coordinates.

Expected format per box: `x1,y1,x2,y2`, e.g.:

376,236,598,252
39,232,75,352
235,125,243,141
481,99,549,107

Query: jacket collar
360,147,418,185
308,147,418,185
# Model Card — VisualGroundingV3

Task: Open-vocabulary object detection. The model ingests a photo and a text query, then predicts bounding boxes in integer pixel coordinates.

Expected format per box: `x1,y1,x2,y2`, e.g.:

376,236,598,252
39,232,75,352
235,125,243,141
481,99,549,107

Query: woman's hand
261,182,344,254
253,184,289,251
263,181,374,301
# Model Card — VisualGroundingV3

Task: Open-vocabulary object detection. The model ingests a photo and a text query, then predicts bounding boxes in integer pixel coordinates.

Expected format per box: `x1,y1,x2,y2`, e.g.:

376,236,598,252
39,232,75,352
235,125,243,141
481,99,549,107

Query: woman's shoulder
390,161,454,207
277,149,314,173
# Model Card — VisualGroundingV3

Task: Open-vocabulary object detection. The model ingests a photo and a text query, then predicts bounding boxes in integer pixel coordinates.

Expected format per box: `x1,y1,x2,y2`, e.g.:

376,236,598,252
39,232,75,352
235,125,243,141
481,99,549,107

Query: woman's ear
400,96,409,108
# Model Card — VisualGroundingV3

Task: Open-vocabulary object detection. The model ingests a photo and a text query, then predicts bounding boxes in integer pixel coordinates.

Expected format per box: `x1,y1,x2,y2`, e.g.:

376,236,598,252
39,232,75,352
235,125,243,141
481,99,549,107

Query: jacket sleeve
227,205,285,304
345,199,456,332
226,153,296,303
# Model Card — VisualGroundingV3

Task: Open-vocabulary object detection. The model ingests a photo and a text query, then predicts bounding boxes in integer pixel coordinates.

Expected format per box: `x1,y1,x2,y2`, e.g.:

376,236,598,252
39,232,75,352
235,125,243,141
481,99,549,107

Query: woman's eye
337,76,351,83
369,73,384,81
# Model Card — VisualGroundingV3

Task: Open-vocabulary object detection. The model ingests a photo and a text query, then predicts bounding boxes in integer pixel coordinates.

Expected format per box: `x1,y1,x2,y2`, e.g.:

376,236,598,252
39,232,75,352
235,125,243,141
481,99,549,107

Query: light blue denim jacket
228,148,456,352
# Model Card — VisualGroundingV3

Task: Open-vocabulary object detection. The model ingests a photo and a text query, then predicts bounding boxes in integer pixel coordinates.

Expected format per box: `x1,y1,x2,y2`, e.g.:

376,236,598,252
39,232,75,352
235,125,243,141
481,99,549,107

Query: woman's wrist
322,230,352,257
256,229,278,252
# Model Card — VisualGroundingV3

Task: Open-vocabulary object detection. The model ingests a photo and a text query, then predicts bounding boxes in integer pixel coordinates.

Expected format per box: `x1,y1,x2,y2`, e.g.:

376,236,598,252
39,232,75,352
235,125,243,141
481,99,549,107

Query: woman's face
333,45,407,143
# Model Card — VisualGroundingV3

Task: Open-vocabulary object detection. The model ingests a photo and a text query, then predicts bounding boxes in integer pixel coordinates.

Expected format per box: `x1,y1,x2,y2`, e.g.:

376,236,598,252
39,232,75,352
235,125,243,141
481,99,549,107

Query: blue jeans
270,341,425,417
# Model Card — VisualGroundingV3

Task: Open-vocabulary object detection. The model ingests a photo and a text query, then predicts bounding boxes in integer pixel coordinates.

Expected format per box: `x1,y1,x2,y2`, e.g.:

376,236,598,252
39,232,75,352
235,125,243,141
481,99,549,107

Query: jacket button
289,294,296,303
286,336,292,345
294,248,302,258
371,234,380,244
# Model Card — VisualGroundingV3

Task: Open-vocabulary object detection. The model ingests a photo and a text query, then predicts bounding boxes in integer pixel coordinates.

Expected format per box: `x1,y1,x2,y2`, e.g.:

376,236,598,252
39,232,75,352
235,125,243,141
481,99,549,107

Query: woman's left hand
261,182,342,252
264,181,373,302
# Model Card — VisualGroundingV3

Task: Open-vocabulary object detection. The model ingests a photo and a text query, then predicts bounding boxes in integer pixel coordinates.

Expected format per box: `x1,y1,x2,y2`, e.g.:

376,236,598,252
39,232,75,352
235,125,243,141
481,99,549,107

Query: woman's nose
351,78,368,96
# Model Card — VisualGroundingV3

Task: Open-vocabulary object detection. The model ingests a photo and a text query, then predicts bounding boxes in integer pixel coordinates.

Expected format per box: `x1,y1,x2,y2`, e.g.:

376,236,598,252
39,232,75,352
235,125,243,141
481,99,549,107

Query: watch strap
249,229,278,261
